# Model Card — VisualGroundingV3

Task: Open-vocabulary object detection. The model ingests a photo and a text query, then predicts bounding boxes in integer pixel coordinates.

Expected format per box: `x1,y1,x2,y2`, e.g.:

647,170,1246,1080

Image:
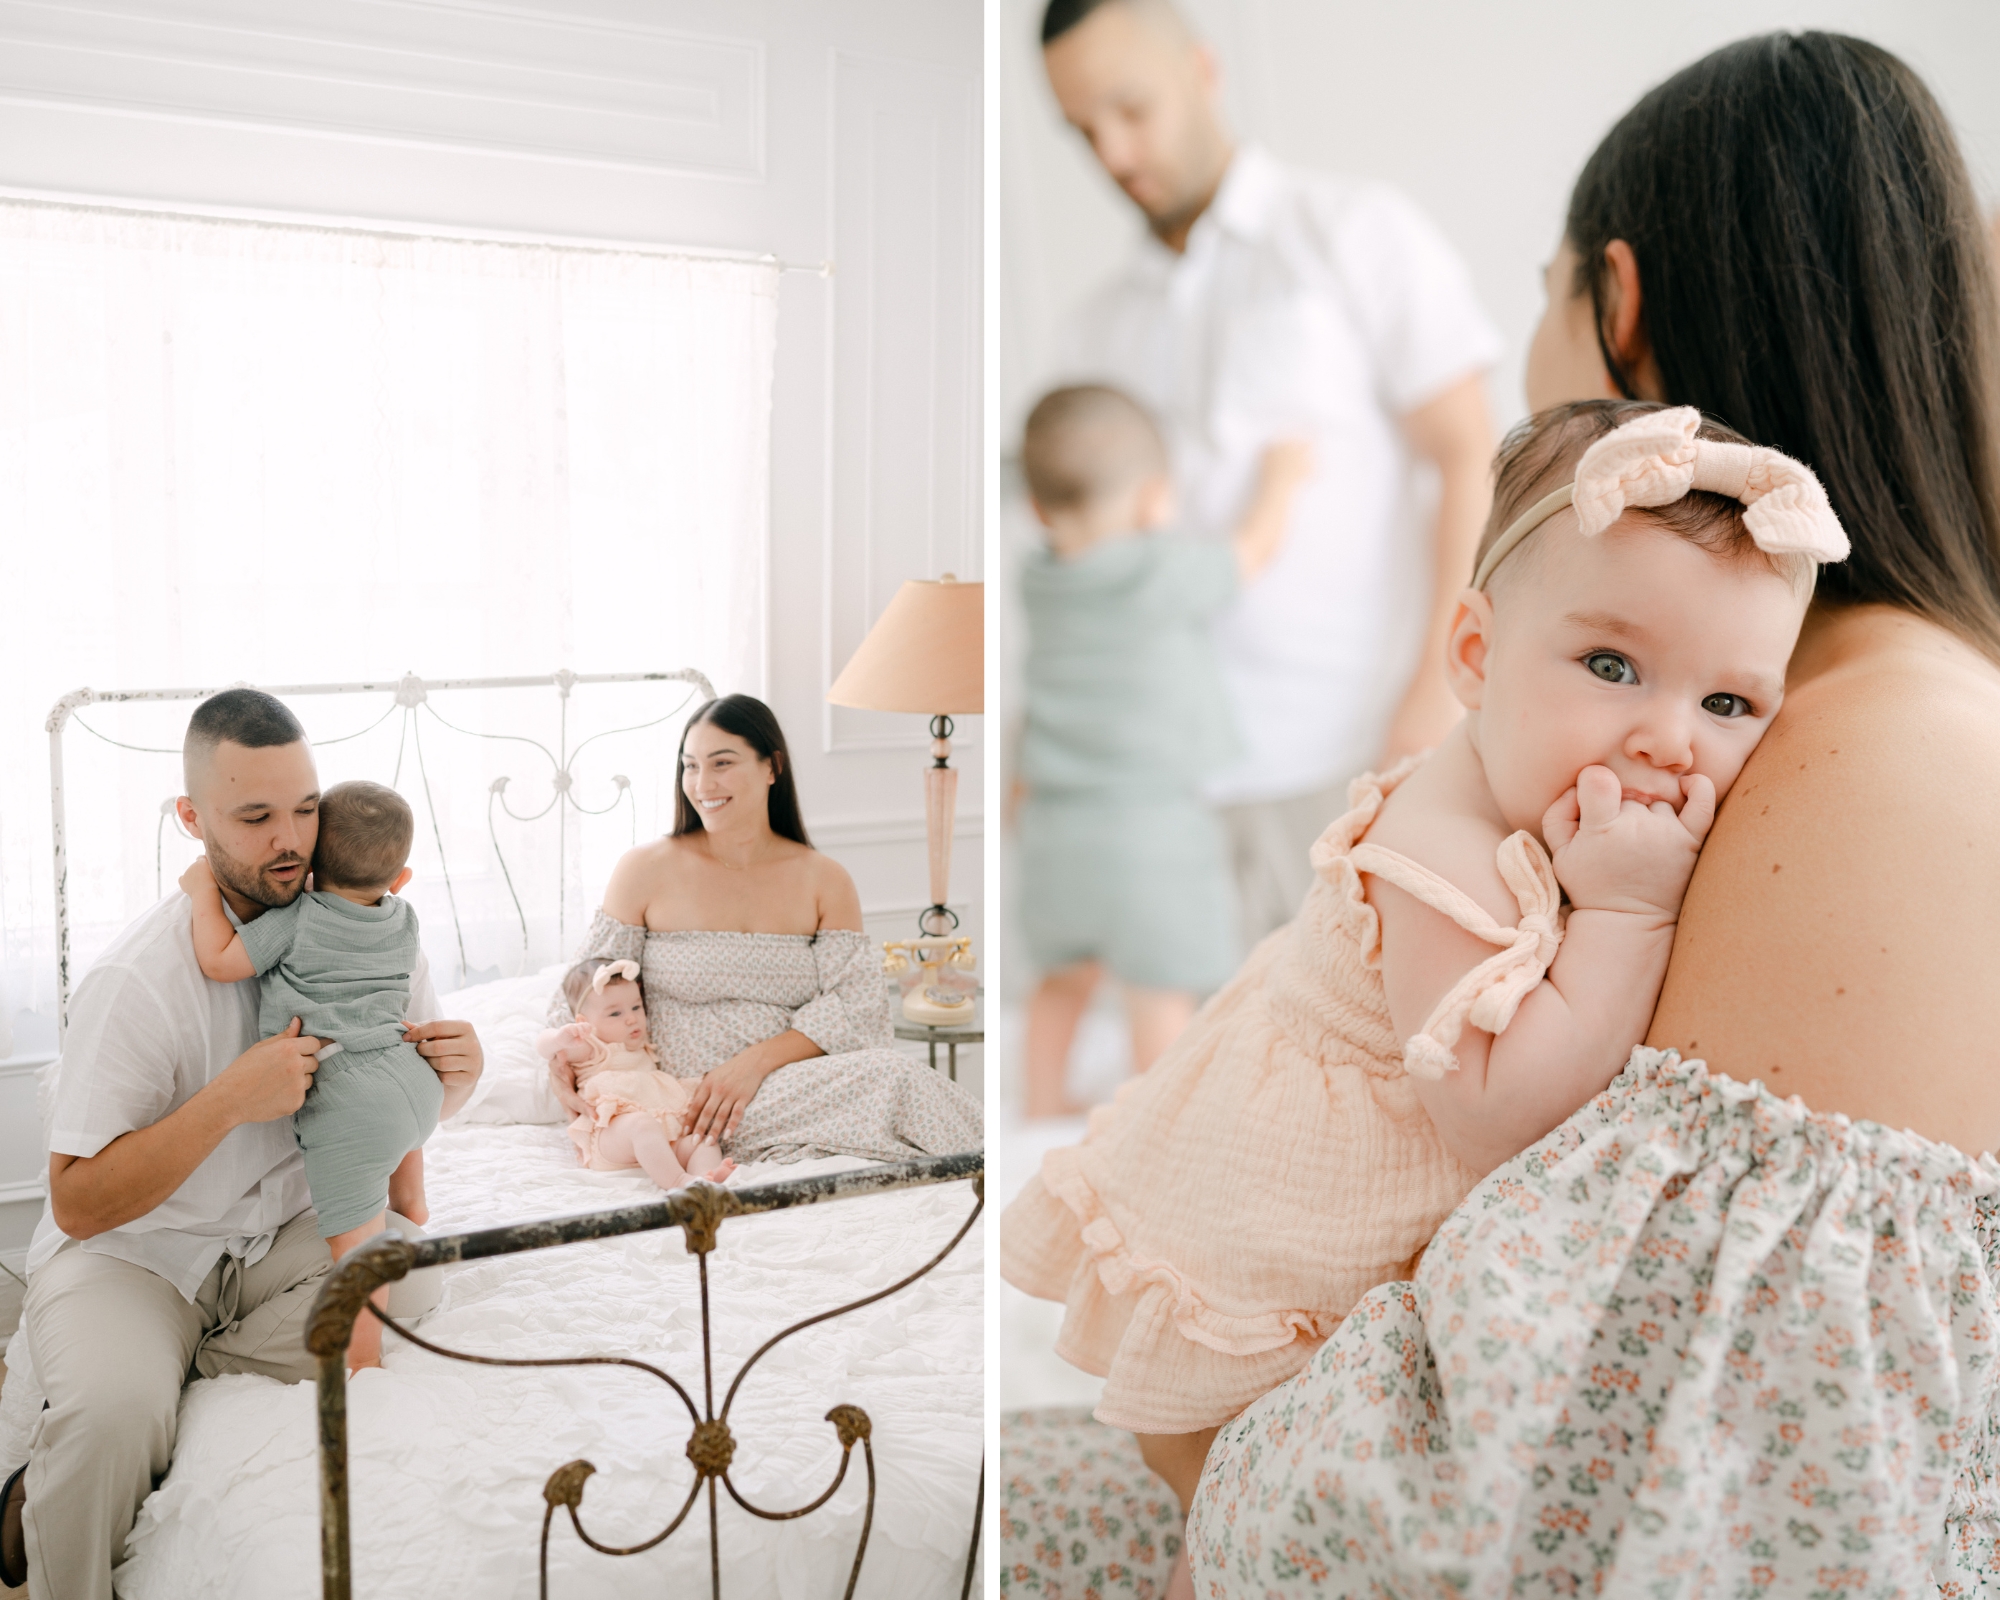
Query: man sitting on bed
0,689,485,1600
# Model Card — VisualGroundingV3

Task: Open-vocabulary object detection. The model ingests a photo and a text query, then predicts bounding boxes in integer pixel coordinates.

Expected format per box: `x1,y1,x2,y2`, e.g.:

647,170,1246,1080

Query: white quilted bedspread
114,1125,983,1600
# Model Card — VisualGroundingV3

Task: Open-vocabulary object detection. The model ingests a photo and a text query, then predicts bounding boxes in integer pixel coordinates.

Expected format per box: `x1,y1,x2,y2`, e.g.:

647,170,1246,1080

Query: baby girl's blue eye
1584,652,1636,685
1703,692,1751,718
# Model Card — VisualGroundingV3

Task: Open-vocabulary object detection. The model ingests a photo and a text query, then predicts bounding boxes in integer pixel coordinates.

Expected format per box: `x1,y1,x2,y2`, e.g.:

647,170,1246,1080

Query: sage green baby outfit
239,890,440,1238
1018,533,1241,994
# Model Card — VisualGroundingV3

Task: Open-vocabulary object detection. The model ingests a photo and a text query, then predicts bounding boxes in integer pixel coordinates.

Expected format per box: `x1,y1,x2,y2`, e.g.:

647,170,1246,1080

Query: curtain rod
0,186,833,277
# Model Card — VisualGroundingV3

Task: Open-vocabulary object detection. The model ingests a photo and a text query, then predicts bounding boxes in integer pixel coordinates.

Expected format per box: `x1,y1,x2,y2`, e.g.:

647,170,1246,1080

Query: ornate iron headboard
46,668,714,1038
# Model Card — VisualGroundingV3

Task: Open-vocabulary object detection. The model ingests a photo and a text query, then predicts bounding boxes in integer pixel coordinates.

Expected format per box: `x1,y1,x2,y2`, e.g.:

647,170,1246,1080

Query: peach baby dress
567,1026,694,1172
1000,761,1564,1433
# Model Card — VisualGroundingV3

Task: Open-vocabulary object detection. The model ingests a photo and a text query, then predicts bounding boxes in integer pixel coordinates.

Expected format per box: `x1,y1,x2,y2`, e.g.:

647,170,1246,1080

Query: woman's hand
547,1052,589,1116
684,1049,777,1145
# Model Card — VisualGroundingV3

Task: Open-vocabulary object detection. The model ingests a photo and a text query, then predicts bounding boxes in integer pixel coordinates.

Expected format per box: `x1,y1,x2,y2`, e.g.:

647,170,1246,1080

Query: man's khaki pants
20,1209,438,1600
1219,779,1352,951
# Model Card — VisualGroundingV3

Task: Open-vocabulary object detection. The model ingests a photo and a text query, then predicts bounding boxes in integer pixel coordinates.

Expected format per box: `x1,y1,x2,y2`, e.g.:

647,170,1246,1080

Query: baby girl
538,958,735,1190
1001,400,1849,1579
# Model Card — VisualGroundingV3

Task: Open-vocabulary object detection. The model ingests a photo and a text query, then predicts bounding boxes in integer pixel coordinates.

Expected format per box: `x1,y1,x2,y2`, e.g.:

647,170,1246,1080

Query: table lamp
828,574,983,1024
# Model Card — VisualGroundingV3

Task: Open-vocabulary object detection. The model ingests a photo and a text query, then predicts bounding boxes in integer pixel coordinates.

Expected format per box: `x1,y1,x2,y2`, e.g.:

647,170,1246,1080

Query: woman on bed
548,693,982,1166
1167,33,2000,1596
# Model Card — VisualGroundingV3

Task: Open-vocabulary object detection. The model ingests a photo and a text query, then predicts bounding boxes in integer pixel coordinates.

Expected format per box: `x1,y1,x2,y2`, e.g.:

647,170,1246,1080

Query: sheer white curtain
0,200,780,1052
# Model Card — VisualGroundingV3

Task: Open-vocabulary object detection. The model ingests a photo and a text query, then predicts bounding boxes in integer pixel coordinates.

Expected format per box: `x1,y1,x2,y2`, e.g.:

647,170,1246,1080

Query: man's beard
208,841,308,910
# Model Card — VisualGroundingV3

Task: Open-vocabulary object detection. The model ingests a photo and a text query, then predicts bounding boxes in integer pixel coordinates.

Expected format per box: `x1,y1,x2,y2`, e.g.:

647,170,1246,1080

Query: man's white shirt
27,892,440,1301
1065,145,1501,804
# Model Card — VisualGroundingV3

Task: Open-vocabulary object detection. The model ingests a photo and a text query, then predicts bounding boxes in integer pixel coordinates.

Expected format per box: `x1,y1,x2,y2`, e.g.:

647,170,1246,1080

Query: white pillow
436,965,570,1126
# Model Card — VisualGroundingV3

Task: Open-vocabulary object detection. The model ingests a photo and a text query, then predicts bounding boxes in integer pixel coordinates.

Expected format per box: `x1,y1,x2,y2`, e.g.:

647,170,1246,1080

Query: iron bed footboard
308,1151,985,1600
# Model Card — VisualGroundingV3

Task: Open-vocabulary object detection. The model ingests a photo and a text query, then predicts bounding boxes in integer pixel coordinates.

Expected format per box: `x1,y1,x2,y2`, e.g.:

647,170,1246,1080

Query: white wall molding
0,0,766,179
820,45,981,756
861,897,971,925
812,811,982,849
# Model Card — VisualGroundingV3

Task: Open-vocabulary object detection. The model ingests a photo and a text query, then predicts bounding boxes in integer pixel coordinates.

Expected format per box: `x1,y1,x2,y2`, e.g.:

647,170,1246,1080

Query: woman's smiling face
680,723,774,833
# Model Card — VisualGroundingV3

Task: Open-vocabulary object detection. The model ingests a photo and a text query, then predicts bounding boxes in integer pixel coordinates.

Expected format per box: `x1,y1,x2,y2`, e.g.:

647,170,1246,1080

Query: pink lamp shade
828,575,983,943
825,576,983,714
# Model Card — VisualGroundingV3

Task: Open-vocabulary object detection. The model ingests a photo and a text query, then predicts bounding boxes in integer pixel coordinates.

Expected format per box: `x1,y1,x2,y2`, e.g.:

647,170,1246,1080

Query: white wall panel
825,48,981,756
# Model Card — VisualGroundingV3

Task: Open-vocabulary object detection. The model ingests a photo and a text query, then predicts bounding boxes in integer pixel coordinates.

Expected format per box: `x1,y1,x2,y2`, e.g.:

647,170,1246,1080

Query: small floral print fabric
1002,1407,1184,1599
1187,1048,2000,1597
555,914,982,1164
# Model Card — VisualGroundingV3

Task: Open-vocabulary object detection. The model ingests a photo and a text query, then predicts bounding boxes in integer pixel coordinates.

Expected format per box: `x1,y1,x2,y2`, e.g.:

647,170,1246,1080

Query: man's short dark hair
313,781,414,891
1042,0,1115,44
182,688,306,788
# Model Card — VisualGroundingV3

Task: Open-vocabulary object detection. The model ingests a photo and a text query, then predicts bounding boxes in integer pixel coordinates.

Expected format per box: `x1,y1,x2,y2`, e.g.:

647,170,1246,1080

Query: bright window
0,201,780,1051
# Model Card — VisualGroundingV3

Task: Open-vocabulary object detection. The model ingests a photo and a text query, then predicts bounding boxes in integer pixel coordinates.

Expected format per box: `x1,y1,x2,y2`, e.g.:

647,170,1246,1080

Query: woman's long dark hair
1566,32,2000,658
672,694,811,846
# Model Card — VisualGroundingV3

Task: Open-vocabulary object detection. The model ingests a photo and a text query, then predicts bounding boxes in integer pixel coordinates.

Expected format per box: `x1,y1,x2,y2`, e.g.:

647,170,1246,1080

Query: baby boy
181,779,439,1370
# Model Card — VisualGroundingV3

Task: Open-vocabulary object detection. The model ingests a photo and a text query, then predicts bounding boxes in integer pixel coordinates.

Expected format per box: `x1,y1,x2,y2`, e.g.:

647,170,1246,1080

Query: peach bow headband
590,958,640,993
1470,406,1850,592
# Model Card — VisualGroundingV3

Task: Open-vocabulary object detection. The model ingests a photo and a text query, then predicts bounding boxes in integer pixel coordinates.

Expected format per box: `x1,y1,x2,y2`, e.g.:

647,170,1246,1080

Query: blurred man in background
1042,0,1500,948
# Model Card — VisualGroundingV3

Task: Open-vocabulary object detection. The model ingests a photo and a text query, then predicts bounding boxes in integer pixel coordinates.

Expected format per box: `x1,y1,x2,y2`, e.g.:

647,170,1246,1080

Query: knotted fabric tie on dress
1351,831,1564,1081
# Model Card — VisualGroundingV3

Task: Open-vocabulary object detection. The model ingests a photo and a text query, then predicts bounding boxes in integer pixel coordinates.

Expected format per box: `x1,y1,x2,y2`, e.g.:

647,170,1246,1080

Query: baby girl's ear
390,866,414,895
1443,589,1495,709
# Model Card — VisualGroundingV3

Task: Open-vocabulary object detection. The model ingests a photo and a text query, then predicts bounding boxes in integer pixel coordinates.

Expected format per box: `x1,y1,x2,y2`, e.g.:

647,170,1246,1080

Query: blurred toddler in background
1013,384,1309,1117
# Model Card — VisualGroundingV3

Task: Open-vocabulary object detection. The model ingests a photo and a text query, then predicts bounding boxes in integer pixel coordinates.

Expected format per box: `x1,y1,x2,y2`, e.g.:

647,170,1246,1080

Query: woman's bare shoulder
1650,613,2000,1145
601,835,695,921
803,848,864,933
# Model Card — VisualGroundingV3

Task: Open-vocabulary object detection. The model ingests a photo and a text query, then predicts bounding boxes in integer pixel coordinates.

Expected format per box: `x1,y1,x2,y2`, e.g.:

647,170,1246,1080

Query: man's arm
1379,372,1494,767
48,1018,323,1239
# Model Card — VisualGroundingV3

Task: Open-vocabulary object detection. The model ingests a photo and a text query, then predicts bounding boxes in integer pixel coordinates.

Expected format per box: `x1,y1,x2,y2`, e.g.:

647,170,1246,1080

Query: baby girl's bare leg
327,1212,390,1373
672,1135,735,1184
1135,1426,1220,1600
598,1113,693,1190
387,1147,428,1227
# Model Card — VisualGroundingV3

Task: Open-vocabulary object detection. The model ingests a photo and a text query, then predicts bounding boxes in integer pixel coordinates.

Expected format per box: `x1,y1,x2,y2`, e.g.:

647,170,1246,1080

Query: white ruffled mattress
103,969,983,1599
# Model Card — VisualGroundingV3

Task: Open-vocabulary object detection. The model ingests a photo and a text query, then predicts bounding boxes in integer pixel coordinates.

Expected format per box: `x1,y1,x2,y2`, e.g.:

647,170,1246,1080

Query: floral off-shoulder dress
1186,1048,2000,1597
553,912,982,1165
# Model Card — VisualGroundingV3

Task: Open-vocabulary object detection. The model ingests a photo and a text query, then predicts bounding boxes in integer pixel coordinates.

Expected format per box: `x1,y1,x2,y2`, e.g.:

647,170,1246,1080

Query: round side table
892,993,983,1082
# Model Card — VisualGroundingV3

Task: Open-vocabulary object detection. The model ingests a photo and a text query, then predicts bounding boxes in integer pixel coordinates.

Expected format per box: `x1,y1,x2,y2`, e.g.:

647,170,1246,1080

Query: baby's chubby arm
1231,439,1313,583
1379,765,1715,1174
535,1023,593,1115
178,857,256,983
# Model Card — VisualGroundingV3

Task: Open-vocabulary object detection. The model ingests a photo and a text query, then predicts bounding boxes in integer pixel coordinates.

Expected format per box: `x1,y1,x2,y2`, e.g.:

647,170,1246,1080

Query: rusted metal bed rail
308,1151,984,1599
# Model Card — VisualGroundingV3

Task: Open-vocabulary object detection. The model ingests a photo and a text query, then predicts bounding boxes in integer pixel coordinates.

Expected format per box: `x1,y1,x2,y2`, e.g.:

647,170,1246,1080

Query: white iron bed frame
38,671,985,1599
